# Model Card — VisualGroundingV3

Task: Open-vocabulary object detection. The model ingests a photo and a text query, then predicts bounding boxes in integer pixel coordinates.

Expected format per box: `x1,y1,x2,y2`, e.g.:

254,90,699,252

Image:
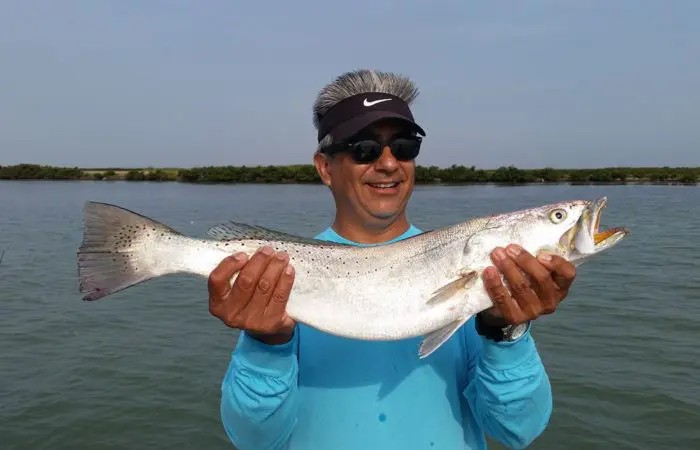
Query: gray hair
312,69,420,152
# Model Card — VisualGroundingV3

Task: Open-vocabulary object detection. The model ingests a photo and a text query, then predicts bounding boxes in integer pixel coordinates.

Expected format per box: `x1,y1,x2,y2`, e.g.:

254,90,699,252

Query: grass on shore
1,163,698,185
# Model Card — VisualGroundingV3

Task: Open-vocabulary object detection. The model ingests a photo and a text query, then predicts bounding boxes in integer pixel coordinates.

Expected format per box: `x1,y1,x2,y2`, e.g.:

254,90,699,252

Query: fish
76,196,628,358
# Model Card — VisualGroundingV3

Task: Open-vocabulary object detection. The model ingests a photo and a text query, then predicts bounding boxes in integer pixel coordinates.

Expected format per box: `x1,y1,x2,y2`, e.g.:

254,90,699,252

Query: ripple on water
1,182,699,449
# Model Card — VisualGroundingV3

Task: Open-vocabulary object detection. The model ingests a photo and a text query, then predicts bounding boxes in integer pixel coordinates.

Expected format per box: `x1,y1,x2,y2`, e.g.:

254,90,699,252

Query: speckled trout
77,197,628,357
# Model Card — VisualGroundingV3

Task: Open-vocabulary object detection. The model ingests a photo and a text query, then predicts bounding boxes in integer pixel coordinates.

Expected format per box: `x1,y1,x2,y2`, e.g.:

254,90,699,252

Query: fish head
486,197,628,264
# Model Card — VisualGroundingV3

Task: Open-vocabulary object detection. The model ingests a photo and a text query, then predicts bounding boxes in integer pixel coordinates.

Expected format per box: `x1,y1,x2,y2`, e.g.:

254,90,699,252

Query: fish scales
76,199,628,358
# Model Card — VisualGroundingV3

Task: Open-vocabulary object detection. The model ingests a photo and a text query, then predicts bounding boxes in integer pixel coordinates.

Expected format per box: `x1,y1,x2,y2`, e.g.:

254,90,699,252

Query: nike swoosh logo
363,98,392,107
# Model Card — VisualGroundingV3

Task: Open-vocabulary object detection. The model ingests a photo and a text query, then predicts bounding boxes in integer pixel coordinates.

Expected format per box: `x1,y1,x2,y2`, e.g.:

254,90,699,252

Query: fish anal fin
427,270,478,305
418,315,473,359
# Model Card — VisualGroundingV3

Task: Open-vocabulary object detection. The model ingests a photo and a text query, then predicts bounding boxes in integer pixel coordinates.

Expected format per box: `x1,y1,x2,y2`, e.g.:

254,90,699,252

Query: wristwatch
475,314,529,342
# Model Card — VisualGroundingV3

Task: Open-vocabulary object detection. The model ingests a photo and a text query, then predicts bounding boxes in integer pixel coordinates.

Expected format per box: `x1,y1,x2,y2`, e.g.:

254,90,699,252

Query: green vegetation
1,163,698,184
0,164,84,180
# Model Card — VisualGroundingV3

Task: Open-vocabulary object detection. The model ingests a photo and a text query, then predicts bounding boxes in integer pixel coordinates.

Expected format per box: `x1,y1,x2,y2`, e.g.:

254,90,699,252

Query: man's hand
480,244,577,327
208,246,296,345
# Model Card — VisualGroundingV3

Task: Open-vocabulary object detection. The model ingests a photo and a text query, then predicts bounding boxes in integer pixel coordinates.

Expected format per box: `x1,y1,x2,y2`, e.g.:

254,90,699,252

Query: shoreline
0,163,698,185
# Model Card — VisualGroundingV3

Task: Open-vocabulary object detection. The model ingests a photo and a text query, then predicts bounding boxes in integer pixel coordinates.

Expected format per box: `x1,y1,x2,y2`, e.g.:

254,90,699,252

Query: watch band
475,314,529,342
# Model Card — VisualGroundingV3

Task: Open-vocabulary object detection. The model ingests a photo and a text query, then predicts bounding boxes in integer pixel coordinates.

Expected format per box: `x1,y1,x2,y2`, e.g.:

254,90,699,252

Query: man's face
315,119,418,226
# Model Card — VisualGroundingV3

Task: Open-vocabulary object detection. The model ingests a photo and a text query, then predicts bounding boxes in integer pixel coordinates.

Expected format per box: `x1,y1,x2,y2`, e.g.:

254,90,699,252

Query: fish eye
549,208,567,224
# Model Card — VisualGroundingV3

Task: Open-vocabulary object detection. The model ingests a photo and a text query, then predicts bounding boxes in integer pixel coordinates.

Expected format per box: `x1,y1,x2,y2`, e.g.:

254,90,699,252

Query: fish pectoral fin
427,270,478,305
418,315,472,359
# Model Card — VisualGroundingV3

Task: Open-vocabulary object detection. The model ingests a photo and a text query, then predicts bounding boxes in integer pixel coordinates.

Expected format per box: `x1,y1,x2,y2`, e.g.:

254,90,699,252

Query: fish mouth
560,196,629,259
589,197,629,247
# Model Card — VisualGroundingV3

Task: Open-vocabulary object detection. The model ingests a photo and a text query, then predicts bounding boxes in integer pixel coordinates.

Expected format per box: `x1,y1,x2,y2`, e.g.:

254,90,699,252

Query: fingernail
275,251,288,261
507,244,522,257
234,252,248,261
538,252,552,262
261,246,274,256
493,247,506,261
285,265,294,275
483,267,498,280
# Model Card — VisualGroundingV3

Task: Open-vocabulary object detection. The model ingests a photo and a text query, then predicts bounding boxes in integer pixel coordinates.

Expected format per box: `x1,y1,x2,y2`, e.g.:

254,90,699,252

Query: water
1,181,698,449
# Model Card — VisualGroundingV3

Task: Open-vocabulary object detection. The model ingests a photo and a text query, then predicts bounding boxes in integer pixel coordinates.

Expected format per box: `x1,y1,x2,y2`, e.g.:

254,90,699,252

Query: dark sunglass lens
390,138,421,161
350,141,382,163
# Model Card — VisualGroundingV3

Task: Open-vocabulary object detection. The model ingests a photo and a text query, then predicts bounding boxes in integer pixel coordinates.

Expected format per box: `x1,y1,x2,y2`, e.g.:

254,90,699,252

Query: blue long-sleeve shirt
220,225,552,450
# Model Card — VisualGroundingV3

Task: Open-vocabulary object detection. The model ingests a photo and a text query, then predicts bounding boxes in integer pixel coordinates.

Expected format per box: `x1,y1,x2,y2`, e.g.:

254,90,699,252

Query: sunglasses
323,136,422,164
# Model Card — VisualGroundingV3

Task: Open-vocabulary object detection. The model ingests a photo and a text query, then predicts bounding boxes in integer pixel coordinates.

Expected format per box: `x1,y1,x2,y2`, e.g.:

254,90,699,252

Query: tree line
1,163,698,184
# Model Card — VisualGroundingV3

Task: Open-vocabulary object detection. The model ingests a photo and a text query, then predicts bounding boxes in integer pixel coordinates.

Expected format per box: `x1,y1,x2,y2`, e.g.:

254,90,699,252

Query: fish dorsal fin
207,221,336,246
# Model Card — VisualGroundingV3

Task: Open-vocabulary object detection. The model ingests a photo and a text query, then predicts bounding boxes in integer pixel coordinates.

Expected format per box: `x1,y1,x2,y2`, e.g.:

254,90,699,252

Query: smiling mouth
367,182,400,189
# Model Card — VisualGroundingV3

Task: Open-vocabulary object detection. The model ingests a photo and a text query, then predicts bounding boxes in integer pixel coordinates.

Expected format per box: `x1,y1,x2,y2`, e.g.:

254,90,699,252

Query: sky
0,0,698,169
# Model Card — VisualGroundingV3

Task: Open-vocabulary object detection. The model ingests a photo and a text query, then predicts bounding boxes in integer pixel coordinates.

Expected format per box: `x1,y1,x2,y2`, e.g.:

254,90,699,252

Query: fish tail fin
77,201,182,301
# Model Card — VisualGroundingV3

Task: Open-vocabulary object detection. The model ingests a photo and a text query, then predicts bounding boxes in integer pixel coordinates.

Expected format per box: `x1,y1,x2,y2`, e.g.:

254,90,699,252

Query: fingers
485,245,552,324
483,244,580,326
264,264,295,321
493,247,542,316
505,244,558,313
209,245,297,341
482,265,524,325
228,246,276,315
245,250,290,316
537,252,577,291
208,252,249,301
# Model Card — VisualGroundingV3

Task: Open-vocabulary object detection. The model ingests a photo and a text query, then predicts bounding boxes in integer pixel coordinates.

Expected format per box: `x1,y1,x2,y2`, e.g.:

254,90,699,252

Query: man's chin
367,206,404,221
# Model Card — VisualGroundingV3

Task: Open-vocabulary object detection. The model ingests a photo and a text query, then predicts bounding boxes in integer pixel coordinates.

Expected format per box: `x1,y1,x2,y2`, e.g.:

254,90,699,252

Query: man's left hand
480,243,577,327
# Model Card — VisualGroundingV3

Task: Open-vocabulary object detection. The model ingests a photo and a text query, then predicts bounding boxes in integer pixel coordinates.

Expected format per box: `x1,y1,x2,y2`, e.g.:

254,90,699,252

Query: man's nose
374,146,398,172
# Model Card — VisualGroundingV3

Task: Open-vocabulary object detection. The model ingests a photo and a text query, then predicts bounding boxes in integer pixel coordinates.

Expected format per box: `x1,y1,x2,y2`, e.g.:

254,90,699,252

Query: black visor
317,92,426,142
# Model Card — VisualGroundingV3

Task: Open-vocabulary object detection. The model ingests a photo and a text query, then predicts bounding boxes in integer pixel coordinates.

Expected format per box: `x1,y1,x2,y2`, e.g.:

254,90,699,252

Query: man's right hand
208,246,297,345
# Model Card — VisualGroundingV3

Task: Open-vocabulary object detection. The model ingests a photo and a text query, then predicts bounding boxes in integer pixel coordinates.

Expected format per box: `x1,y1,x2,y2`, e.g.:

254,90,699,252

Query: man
208,69,577,449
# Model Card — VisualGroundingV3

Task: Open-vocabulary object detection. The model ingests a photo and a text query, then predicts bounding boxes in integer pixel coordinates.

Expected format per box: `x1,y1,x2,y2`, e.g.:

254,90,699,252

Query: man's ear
313,152,332,186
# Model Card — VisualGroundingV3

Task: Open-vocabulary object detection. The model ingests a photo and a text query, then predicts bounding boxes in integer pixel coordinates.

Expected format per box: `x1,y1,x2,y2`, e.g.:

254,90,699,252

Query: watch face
507,322,528,341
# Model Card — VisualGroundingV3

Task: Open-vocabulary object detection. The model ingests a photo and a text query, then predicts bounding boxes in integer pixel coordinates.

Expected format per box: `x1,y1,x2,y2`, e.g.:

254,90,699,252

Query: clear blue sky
1,0,698,169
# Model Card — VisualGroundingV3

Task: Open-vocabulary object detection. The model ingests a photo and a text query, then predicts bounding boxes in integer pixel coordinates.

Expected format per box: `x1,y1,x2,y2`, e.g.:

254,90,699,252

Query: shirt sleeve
461,319,553,449
219,328,300,450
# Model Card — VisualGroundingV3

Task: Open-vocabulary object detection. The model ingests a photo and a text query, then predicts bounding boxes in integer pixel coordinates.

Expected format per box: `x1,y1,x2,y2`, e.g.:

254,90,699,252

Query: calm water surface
1,181,698,449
